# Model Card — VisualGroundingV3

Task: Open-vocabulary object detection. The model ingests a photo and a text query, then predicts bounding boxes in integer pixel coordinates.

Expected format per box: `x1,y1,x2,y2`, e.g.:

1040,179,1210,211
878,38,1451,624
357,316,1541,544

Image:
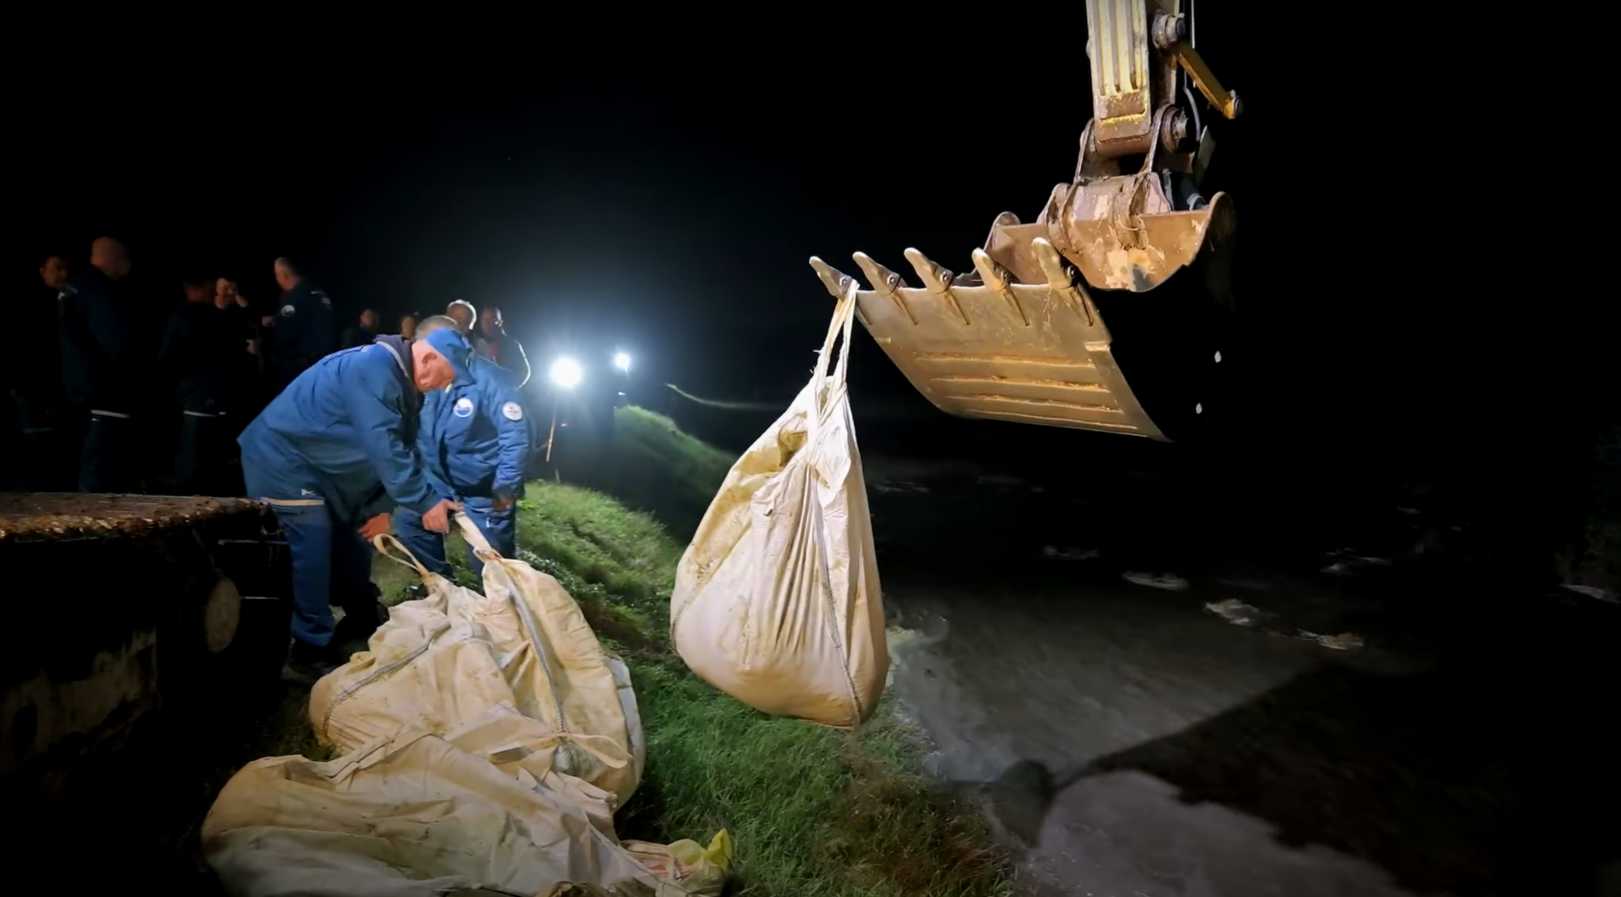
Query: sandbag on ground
207,518,724,896
203,718,725,897
312,518,643,804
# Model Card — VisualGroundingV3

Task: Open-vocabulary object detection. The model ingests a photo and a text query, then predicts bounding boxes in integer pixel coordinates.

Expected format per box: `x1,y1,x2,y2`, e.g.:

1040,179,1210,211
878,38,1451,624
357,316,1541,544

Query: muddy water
865,458,1620,897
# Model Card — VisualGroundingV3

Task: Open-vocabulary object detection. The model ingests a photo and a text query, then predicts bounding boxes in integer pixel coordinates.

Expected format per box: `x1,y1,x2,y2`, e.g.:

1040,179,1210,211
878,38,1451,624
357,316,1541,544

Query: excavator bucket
810,239,1171,441
810,0,1239,442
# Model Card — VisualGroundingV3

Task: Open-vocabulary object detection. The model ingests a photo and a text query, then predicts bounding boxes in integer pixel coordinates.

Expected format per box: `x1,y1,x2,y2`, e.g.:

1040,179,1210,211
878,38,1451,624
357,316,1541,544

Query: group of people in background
5,236,537,682
6,237,530,497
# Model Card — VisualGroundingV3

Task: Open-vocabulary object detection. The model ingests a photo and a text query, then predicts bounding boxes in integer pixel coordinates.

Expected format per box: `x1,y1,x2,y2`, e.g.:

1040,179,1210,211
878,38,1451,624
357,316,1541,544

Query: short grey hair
445,298,477,328
416,314,459,337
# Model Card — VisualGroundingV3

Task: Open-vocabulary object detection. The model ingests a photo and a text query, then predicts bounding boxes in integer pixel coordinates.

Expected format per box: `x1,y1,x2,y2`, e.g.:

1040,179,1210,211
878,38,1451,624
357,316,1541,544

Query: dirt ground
863,456,1621,897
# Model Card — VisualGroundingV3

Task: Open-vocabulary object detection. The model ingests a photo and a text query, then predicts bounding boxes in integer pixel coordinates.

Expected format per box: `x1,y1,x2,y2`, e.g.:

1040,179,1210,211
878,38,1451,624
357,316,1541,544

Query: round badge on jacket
280,304,296,317
453,397,475,418
502,401,524,421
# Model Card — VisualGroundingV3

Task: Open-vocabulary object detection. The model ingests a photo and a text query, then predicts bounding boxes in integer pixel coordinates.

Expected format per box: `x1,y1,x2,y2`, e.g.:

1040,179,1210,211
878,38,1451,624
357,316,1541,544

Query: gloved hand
423,498,461,534
358,513,392,541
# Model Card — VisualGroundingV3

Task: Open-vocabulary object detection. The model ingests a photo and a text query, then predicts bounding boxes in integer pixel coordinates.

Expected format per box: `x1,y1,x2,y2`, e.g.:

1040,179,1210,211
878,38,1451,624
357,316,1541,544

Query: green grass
553,405,739,538
620,662,1009,896
517,482,682,612
508,416,1012,895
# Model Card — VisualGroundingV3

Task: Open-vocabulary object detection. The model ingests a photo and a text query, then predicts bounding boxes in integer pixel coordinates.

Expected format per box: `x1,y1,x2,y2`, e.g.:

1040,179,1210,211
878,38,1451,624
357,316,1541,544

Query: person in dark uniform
473,304,532,388
215,276,255,347
60,237,145,492
266,256,337,390
398,312,419,340
445,298,477,336
7,253,75,490
215,277,257,364
160,274,246,495
217,275,271,414
215,274,265,418
341,307,379,349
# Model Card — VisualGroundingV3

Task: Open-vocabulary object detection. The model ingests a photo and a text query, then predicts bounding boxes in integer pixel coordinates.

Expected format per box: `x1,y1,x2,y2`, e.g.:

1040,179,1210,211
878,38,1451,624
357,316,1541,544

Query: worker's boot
281,639,340,686
332,586,388,659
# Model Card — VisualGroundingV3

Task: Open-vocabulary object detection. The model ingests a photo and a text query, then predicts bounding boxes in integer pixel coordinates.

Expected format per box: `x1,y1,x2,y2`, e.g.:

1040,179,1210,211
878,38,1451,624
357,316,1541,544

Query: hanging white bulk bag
671,291,886,727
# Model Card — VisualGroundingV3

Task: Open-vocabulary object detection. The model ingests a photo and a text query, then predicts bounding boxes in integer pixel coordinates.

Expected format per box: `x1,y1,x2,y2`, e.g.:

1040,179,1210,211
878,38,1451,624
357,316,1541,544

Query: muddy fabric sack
203,718,725,897
310,516,644,805
206,520,727,895
671,292,887,727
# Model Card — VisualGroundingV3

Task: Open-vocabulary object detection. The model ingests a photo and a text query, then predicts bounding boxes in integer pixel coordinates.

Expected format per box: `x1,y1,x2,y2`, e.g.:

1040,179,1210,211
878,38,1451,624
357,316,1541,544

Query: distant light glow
549,356,584,390
612,350,632,373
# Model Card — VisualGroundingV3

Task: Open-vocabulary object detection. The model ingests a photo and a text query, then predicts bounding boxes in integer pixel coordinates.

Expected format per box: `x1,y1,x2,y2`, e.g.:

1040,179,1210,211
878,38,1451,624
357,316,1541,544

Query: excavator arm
811,0,1237,441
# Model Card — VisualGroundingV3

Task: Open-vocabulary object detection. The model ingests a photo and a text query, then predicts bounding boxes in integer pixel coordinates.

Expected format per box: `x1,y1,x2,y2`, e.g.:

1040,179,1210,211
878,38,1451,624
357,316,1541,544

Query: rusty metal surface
1040,104,1232,293
1160,107,1190,152
981,217,1052,288
811,242,1167,441
0,493,268,542
1087,0,1182,158
1151,10,1187,49
2,492,285,787
1053,191,1229,293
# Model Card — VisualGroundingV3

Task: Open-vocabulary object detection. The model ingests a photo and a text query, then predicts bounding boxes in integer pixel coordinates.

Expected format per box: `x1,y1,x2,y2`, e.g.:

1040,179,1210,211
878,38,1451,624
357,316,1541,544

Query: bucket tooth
971,248,1028,326
903,247,970,326
808,256,867,327
853,251,904,291
853,251,917,325
1032,237,1096,327
808,256,855,299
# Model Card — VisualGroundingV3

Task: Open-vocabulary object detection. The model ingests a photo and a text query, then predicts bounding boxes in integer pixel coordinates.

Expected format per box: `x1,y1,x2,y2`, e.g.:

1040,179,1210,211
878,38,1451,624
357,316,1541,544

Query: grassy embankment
320,406,1011,895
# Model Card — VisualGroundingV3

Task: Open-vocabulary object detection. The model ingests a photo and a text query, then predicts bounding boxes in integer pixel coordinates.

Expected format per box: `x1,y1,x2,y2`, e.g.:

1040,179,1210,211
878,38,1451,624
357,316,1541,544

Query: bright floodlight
612,350,632,373
549,356,583,390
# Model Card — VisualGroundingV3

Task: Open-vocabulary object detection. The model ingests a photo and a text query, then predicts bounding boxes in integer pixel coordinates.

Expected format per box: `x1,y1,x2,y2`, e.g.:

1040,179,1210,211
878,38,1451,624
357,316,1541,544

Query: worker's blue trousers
393,496,516,576
249,490,376,648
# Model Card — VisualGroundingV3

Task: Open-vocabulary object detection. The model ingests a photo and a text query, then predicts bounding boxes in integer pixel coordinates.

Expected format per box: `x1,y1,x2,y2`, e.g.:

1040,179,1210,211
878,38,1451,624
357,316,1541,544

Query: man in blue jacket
395,346,533,575
239,315,467,682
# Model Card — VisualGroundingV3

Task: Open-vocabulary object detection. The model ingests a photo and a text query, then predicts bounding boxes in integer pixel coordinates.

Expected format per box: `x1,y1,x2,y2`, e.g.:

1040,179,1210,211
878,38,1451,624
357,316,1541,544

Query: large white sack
311,517,645,806
671,293,887,727
203,718,713,897
210,522,726,896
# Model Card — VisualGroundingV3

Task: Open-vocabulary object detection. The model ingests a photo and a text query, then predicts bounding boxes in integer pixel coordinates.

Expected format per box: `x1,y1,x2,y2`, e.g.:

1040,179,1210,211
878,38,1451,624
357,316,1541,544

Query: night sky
12,20,1610,563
